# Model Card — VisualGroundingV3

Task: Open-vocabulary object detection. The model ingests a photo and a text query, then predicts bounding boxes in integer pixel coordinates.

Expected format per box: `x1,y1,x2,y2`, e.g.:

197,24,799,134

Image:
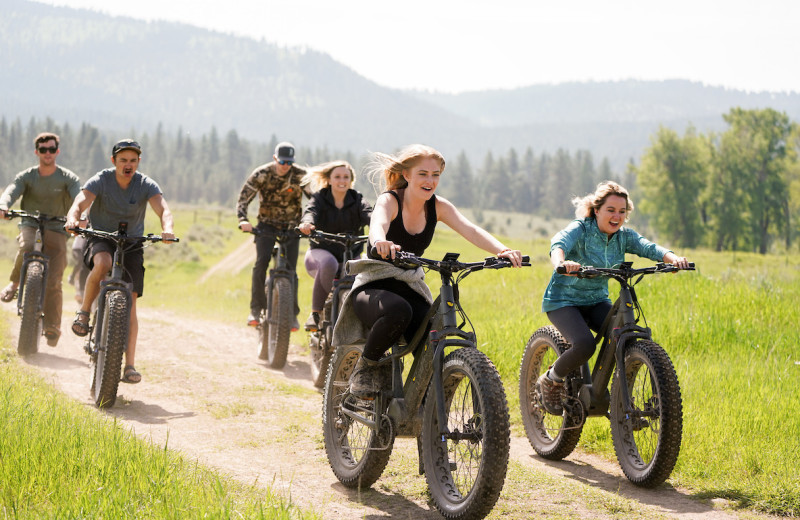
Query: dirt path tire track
2,299,769,520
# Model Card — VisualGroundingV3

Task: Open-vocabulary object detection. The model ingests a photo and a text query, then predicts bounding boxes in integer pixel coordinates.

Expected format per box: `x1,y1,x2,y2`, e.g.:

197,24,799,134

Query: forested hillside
5,108,796,254
4,0,800,172
0,116,617,216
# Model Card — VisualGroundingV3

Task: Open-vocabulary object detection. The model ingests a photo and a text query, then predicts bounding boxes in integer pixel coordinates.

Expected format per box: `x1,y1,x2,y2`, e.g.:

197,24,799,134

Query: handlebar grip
521,255,530,263
556,265,567,274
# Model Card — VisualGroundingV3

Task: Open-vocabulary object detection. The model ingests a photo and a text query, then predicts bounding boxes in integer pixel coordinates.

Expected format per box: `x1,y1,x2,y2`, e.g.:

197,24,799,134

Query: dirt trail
1,285,769,519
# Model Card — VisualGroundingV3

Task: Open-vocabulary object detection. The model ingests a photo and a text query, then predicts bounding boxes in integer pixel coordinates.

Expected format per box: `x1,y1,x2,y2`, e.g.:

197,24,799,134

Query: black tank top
373,190,437,257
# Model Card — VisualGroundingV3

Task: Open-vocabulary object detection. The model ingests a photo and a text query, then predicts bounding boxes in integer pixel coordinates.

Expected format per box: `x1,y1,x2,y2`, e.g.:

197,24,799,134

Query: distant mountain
3,0,800,172
0,0,473,154
410,81,800,126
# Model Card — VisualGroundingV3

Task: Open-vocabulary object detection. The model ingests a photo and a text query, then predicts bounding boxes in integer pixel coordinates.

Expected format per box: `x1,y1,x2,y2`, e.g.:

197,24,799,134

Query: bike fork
17,254,48,317
613,329,651,415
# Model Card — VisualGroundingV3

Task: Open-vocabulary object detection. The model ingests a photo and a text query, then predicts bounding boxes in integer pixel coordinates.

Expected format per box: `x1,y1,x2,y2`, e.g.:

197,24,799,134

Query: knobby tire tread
267,277,292,369
309,296,334,387
322,345,394,489
94,290,128,408
422,348,510,520
518,326,582,460
18,262,44,356
610,339,683,487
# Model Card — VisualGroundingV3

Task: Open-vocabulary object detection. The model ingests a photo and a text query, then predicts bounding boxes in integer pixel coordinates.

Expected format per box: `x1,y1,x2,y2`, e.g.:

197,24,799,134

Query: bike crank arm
340,396,381,430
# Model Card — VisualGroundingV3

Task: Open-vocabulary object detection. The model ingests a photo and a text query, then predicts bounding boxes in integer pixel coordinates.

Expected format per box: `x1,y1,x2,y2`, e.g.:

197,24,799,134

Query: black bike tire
309,295,334,388
518,326,583,460
322,345,394,489
93,290,129,408
610,339,683,487
17,262,44,356
266,277,292,369
421,348,510,520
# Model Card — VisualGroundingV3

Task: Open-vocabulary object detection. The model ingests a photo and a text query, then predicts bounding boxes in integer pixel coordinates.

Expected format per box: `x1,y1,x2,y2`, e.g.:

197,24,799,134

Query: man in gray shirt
65,139,175,384
0,132,81,346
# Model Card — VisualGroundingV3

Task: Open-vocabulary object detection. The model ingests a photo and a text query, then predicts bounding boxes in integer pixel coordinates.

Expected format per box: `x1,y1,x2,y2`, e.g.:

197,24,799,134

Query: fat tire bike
301,229,368,388
4,210,66,356
323,251,529,520
253,227,300,368
70,222,178,408
519,261,695,487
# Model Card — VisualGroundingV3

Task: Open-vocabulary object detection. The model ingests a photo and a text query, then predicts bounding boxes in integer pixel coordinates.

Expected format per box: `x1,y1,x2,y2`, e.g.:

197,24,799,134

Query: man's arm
148,194,175,242
236,169,261,230
0,171,28,217
64,189,96,231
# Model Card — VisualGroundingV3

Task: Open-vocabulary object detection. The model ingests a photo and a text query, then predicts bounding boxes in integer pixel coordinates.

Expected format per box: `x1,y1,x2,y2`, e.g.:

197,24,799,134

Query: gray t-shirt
0,166,81,234
83,168,162,236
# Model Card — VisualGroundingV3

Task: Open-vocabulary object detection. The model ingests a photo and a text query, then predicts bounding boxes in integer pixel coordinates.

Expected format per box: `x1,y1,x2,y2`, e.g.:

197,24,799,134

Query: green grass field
1,206,799,516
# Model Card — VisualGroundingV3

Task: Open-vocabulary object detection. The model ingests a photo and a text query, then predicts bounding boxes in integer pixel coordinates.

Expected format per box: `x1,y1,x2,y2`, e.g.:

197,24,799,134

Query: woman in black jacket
298,161,372,331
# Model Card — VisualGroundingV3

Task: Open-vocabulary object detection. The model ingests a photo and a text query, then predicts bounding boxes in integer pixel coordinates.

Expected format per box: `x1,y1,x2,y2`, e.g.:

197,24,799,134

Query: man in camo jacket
237,142,311,329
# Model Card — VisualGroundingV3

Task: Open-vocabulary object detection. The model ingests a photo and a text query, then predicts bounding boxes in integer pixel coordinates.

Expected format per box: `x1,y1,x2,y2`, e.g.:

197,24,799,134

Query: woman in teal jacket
538,181,690,415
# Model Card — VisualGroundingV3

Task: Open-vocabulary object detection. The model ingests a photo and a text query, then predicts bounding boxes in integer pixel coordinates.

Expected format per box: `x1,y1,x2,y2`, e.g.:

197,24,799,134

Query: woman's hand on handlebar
497,248,523,267
557,260,582,275
161,232,177,243
298,222,315,235
373,239,402,260
238,221,253,233
664,253,691,270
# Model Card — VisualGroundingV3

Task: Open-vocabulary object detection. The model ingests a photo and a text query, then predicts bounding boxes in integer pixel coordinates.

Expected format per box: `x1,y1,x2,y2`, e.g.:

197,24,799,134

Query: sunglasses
38,146,58,154
278,160,293,166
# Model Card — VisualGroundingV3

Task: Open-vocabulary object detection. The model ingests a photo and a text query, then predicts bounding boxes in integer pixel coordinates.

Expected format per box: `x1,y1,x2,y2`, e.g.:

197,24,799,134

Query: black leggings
547,302,612,379
351,280,431,362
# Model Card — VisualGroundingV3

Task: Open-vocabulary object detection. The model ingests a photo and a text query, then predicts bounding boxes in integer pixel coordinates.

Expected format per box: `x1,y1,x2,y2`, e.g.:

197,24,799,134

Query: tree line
633,108,800,253
2,109,797,253
0,115,620,217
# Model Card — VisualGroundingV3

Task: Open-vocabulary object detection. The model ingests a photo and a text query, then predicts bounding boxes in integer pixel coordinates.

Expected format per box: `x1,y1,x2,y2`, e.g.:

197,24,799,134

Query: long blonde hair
365,144,446,193
300,160,355,192
572,181,634,220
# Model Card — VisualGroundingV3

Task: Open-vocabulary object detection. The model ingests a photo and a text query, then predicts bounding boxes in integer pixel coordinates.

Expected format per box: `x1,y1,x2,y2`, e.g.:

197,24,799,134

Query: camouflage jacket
236,162,310,227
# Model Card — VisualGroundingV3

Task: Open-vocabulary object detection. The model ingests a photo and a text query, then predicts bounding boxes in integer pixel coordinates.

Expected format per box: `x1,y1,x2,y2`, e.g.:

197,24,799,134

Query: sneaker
247,312,260,327
349,357,391,398
536,370,566,415
44,327,60,347
304,312,320,331
291,316,300,332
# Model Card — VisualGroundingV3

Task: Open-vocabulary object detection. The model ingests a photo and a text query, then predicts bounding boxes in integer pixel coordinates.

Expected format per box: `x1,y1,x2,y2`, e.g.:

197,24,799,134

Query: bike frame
90,231,134,357
568,261,691,419
343,253,527,440
305,230,369,334
74,222,173,359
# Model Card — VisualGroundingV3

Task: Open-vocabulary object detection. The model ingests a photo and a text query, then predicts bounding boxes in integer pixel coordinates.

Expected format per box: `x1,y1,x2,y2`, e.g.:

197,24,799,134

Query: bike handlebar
301,228,369,246
373,248,530,273
67,226,180,244
4,209,67,224
556,262,695,277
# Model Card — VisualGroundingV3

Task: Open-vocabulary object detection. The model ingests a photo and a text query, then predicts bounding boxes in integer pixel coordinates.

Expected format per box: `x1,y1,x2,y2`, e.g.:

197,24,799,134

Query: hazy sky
37,0,800,94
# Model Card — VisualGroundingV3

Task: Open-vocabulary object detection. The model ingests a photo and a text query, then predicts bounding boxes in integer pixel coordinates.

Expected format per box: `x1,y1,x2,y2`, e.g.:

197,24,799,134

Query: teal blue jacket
541,217,670,312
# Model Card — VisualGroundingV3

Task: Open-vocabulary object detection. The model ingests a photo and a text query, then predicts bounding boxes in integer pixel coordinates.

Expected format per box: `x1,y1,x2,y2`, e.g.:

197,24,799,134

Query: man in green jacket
0,132,81,346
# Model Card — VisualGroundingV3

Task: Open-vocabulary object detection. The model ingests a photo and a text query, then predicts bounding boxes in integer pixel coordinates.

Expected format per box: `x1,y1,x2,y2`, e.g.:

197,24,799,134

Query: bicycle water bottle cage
118,221,128,235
